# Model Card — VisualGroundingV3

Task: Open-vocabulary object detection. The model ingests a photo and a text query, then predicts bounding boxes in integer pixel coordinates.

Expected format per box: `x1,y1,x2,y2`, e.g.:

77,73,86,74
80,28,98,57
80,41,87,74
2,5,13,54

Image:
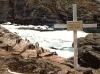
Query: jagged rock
13,40,28,53
85,34,95,45
77,37,87,47
95,39,100,45
25,43,35,49
73,37,87,47
83,70,93,74
39,52,57,57
93,33,100,39
92,45,100,51
21,50,38,59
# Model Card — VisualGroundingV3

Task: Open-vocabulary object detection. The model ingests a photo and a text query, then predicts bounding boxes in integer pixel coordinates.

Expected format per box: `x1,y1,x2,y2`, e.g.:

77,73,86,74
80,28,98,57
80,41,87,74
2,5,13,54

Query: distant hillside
0,0,100,25
26,0,100,24
0,0,9,23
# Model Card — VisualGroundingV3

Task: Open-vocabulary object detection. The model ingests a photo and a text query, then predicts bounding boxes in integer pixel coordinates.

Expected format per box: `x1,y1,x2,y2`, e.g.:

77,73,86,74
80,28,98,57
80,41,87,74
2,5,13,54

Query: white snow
1,24,88,59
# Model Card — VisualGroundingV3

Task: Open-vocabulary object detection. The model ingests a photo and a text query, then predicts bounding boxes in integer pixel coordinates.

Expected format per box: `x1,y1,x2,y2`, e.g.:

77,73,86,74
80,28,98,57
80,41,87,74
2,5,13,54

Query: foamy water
1,24,88,59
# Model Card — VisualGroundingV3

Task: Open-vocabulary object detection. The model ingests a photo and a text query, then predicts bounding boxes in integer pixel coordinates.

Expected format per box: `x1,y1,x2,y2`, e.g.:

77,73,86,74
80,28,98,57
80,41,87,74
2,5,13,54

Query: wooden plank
73,4,78,73
83,24,97,28
54,24,97,29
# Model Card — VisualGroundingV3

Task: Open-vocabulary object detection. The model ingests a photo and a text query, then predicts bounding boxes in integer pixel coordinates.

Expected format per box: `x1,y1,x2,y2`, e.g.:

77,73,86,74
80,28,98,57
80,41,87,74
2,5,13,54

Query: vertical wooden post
73,4,78,73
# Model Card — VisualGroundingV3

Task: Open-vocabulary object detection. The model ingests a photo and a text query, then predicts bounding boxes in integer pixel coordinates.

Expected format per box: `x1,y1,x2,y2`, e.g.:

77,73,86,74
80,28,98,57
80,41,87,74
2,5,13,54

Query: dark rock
84,34,95,45
8,58,61,74
77,33,100,69
83,70,93,74
0,0,100,25
25,43,35,49
95,39,100,45
78,50,100,69
0,0,9,23
92,45,100,52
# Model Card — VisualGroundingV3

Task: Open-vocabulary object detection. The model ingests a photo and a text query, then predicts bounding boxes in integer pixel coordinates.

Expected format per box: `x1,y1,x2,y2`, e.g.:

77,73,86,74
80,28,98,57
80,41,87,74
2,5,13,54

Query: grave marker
72,4,79,73
53,4,97,73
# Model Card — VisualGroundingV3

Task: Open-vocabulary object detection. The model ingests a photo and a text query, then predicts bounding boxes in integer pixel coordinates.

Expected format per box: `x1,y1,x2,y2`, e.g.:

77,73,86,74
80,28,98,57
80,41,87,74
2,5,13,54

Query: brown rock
0,49,11,56
93,69,100,74
13,40,28,53
95,39,100,45
85,34,95,45
39,52,57,57
21,50,37,59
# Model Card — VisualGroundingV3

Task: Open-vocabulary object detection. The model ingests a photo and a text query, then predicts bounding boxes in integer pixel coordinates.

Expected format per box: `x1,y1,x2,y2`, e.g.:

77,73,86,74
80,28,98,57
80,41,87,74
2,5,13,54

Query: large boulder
77,33,100,69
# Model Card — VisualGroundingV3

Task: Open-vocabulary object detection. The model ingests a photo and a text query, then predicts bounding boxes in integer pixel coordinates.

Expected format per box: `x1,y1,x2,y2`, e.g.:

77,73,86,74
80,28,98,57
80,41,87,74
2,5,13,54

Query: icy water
1,24,88,59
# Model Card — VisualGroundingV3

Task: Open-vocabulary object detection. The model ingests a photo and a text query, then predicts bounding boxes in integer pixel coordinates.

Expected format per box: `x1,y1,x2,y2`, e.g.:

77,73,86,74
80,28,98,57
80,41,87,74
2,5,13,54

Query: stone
83,70,93,74
0,50,11,56
21,50,37,59
77,33,100,69
92,45,100,52
25,43,35,49
13,40,28,53
93,69,100,74
39,52,57,57
85,34,95,45
93,33,100,39
75,37,87,47
95,39,100,45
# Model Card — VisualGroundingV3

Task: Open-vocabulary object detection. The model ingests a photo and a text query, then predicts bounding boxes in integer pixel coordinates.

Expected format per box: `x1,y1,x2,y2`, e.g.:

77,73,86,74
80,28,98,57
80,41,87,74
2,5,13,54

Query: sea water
1,24,88,59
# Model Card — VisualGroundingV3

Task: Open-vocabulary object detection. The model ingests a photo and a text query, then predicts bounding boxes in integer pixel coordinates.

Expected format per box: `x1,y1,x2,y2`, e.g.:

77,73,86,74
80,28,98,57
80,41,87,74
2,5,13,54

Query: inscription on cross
67,21,83,30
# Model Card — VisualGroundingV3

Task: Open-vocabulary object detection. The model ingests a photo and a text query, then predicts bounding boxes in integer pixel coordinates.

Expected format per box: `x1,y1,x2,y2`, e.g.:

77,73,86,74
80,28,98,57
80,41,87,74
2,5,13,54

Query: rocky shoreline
0,25,100,74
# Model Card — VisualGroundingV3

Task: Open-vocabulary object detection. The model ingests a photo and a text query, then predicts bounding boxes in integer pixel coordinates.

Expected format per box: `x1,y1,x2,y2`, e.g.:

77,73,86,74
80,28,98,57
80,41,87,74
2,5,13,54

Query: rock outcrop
77,33,100,69
0,26,72,74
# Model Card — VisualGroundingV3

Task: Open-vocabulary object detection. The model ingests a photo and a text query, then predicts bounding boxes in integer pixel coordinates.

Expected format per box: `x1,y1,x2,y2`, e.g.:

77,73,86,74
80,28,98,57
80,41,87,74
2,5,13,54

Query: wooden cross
67,4,80,73
54,4,97,73
72,4,78,71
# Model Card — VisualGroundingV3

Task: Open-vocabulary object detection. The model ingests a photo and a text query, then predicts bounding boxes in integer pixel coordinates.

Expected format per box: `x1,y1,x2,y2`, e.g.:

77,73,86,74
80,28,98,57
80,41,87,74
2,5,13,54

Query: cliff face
0,0,9,23
7,0,31,24
0,0,100,25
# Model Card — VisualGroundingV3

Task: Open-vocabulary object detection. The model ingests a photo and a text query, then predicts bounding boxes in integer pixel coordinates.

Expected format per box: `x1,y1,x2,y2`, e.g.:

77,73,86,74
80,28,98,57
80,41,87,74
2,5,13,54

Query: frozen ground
1,24,88,59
